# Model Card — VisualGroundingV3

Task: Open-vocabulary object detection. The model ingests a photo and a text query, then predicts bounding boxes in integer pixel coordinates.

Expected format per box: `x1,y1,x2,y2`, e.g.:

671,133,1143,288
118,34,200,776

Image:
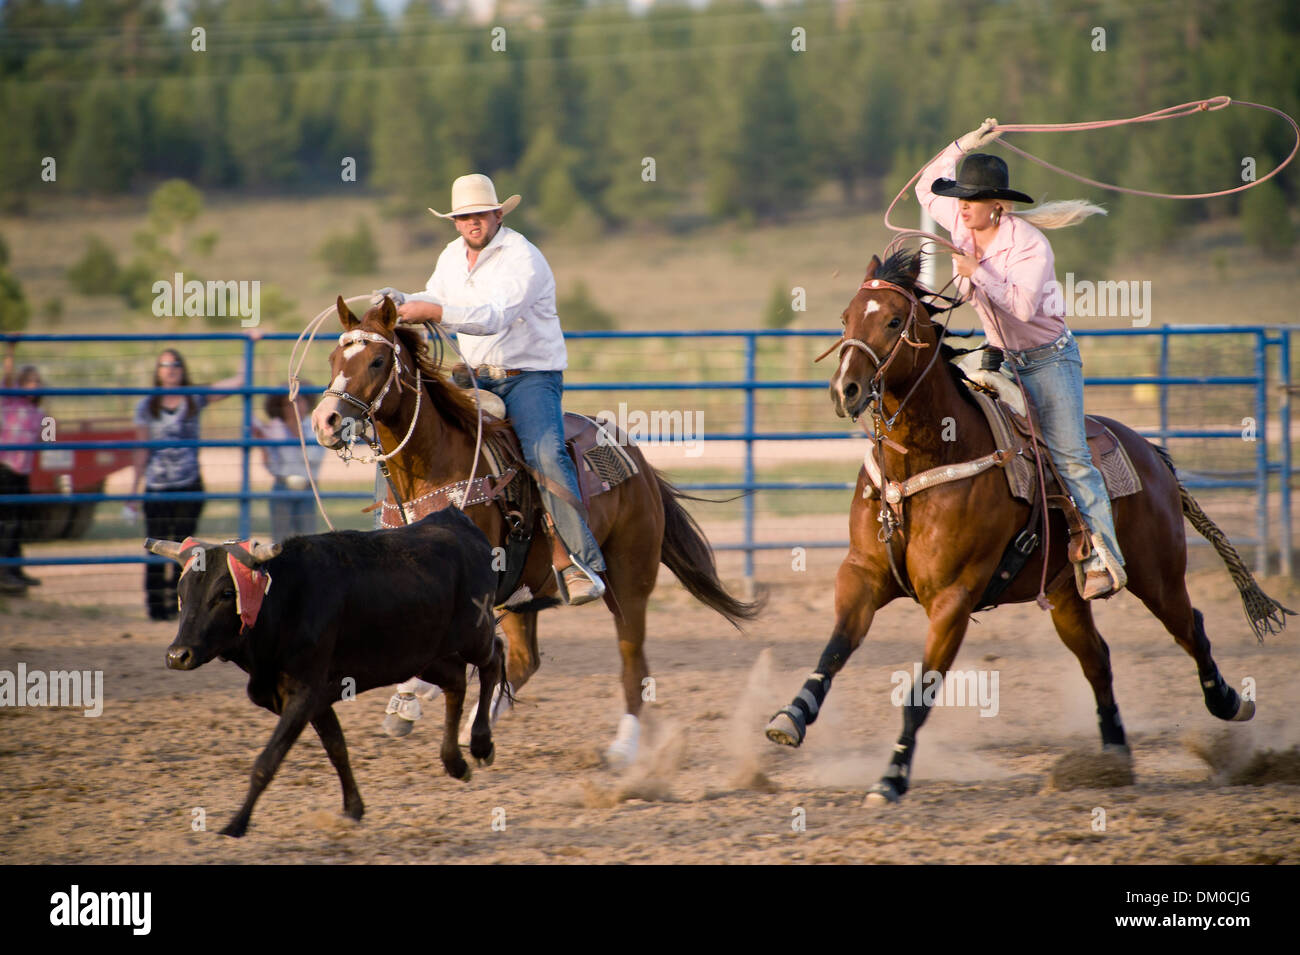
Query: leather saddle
965,386,1142,511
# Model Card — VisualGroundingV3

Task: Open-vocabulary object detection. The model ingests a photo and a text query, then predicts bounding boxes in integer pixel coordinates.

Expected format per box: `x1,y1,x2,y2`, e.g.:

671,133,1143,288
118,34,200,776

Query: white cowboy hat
428,174,521,218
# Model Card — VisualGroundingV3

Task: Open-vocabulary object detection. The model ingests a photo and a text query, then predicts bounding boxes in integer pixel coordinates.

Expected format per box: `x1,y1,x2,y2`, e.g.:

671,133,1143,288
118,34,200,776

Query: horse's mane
391,323,511,440
874,249,924,291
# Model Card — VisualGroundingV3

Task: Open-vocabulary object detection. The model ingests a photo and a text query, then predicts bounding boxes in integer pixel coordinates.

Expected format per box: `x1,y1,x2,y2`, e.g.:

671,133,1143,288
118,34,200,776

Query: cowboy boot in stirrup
1081,536,1127,601
544,513,606,606
559,554,605,606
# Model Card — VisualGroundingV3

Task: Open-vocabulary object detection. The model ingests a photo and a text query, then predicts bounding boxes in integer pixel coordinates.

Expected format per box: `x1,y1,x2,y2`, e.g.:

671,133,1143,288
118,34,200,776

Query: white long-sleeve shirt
408,226,567,371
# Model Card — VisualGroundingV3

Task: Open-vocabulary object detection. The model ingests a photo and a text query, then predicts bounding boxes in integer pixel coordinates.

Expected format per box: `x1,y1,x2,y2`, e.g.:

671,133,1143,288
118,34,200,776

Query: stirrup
559,555,605,606
1075,537,1126,600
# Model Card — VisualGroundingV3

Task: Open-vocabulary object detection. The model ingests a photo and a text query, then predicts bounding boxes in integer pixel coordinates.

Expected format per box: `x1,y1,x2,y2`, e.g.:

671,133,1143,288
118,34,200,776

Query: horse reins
817,275,966,596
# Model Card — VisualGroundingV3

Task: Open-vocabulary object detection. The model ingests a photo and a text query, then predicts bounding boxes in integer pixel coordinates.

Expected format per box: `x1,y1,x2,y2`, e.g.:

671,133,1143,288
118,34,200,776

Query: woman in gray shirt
130,348,244,620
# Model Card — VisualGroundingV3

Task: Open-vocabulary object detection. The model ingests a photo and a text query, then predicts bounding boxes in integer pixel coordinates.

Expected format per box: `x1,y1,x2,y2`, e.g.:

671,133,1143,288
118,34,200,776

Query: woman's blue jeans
1001,337,1125,569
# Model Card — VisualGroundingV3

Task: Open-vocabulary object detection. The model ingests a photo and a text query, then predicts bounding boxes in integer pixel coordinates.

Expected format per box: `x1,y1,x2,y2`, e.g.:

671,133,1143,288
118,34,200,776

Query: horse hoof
605,741,636,771
605,714,640,770
764,711,803,748
1102,743,1132,759
863,781,900,807
381,713,416,738
1231,699,1256,722
447,760,471,782
474,743,496,767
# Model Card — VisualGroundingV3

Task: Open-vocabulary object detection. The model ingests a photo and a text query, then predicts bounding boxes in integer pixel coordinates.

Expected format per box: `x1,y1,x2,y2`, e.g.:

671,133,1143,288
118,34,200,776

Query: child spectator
254,390,325,543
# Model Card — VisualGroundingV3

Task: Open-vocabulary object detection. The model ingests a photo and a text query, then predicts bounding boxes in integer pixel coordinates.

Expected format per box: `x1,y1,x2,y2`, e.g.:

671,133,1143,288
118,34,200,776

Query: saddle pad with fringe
563,413,639,504
970,390,1141,505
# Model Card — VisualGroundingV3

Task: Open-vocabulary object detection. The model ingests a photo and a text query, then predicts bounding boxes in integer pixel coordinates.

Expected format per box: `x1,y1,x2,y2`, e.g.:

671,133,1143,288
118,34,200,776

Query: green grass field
5,188,1297,337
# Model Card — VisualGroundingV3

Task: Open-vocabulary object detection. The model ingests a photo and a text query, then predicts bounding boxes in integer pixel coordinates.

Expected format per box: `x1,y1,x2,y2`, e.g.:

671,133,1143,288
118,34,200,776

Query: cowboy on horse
918,118,1125,600
374,173,607,606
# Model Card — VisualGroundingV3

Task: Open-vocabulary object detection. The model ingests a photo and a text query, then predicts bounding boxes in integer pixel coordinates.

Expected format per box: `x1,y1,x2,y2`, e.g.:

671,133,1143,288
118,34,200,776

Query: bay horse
765,250,1292,803
310,295,760,768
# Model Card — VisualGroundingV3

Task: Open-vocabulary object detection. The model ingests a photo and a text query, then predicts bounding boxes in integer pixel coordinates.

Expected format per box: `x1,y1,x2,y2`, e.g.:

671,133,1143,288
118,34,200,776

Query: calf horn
225,540,282,569
249,541,282,562
144,538,184,561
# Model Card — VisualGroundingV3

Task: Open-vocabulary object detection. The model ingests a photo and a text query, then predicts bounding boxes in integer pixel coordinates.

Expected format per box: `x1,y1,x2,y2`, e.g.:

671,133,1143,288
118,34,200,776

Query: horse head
829,250,944,420
311,295,409,449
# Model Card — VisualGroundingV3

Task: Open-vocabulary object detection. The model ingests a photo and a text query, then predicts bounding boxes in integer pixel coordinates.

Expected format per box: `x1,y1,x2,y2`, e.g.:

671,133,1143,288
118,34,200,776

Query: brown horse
765,250,1291,803
310,296,760,767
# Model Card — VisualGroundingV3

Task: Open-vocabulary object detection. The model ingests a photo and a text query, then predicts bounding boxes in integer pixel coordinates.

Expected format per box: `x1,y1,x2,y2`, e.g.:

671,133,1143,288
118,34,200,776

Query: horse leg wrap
792,672,831,727
1200,664,1251,722
868,735,916,803
1097,703,1127,748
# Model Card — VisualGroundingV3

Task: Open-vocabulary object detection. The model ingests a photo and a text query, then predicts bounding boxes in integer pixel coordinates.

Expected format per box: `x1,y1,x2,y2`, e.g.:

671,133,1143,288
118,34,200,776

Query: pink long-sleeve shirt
916,142,1067,351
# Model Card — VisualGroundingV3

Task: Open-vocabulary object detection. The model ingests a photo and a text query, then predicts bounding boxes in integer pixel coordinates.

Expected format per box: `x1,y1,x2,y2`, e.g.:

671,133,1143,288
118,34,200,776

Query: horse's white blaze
833,347,854,401
865,300,881,314
343,342,366,360
329,372,348,393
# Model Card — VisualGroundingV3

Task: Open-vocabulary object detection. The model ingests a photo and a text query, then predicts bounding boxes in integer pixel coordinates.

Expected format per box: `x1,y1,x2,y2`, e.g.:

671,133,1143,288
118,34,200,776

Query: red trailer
25,419,136,540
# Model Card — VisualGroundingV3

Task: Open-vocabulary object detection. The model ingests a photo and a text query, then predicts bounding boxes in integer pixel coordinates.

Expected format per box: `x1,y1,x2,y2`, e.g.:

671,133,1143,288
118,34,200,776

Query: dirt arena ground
2,546,1299,865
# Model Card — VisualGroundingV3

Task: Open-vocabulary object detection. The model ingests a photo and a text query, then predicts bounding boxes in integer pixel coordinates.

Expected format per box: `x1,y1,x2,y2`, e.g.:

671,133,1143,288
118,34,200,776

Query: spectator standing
130,347,245,620
254,390,325,543
0,340,44,595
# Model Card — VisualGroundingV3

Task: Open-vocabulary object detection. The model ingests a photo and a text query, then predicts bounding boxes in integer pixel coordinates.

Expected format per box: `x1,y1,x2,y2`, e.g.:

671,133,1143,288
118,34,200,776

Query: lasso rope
883,96,1299,259
285,296,485,532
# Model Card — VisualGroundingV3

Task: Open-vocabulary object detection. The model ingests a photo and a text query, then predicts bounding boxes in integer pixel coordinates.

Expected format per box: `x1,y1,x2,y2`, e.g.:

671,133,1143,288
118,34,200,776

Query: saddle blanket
969,388,1142,506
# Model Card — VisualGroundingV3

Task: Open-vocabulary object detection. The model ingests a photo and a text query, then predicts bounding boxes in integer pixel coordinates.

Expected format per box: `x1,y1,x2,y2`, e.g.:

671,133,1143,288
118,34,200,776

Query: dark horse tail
655,473,765,628
1151,443,1294,641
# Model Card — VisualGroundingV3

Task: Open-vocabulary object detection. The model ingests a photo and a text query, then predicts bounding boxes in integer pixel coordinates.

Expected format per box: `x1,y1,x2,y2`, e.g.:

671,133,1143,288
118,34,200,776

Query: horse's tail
655,472,765,628
1151,442,1294,641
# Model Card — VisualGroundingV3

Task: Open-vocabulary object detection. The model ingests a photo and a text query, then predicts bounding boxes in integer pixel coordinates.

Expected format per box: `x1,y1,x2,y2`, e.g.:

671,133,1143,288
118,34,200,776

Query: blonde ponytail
1009,199,1107,230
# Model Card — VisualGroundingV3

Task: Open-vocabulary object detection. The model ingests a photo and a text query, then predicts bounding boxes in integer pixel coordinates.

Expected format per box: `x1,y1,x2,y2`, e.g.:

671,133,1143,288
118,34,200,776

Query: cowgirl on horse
917,117,1124,600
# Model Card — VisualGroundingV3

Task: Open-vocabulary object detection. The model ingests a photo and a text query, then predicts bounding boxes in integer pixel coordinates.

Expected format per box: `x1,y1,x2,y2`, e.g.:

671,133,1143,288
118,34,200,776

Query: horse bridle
828,278,959,429
325,327,423,465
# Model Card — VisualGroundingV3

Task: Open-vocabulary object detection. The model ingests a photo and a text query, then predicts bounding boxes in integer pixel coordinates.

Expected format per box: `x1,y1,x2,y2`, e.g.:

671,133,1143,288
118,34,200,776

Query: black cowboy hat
931,153,1034,204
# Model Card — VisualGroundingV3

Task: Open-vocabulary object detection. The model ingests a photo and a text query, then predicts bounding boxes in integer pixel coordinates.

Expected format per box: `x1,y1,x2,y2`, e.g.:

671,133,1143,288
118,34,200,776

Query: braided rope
1176,483,1295,643
1151,444,1295,642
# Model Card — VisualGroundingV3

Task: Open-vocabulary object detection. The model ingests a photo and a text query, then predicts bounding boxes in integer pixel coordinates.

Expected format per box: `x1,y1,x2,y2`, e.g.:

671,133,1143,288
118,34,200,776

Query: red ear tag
225,542,272,633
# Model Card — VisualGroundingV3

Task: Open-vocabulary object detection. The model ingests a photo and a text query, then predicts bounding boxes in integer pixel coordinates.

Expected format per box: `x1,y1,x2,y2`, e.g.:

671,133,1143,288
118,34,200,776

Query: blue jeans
480,370,605,572
1001,336,1125,568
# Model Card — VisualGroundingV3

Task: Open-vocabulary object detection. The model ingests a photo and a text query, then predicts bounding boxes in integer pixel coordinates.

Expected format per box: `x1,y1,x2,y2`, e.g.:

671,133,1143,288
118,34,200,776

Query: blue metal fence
1,326,1293,583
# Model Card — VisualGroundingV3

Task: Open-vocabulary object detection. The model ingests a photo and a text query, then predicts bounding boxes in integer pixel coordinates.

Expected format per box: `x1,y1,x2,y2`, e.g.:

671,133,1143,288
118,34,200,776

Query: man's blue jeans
1001,336,1125,569
480,370,606,572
